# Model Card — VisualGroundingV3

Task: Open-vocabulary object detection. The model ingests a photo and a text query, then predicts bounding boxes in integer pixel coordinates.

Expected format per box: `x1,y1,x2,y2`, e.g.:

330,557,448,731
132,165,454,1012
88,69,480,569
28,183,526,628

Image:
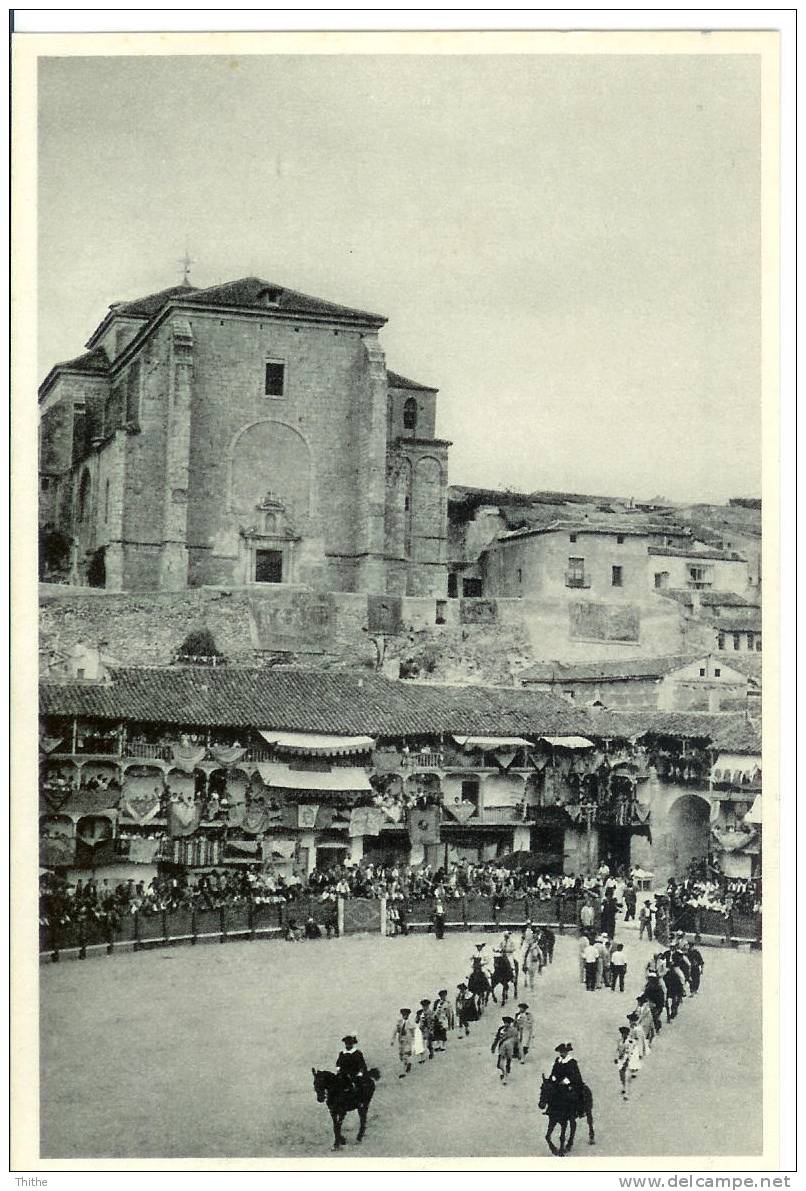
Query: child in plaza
390,1007,415,1077
615,1026,632,1100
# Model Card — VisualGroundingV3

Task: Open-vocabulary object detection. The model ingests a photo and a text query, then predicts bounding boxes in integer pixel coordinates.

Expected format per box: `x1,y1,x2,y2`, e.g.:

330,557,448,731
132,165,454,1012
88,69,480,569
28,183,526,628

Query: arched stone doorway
666,794,711,875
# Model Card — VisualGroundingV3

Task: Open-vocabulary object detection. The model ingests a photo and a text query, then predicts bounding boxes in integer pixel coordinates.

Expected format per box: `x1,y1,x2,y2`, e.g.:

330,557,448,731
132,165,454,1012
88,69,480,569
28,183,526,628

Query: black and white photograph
11,20,785,1174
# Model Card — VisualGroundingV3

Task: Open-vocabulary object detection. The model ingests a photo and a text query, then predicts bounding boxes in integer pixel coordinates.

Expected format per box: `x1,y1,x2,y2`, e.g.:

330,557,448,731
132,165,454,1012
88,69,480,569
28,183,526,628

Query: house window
715,668,721,677
463,577,483,597
435,600,447,625
264,360,285,398
517,568,522,584
654,571,670,589
611,565,623,587
733,633,741,650
104,479,110,522
718,633,726,650
569,533,577,543
447,573,458,599
617,535,624,545
566,557,587,588
403,397,418,432
755,637,762,652
699,668,706,677
687,564,713,589
41,476,51,492
461,777,480,810
562,689,575,700
746,632,754,650
255,549,283,583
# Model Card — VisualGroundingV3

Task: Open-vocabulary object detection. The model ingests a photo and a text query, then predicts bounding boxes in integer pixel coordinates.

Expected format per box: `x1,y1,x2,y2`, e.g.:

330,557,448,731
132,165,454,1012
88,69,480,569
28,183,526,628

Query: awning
258,731,375,756
711,827,759,854
315,839,350,850
257,761,373,792
452,735,534,749
712,752,762,785
744,795,762,825
540,736,595,750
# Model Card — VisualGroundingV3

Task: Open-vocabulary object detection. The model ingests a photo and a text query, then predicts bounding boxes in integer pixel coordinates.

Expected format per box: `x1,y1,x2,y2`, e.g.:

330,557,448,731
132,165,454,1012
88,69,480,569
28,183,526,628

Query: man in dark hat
491,1015,519,1085
455,982,476,1037
548,1043,585,1116
335,1034,368,1095
417,999,435,1060
390,1009,415,1077
643,970,665,1033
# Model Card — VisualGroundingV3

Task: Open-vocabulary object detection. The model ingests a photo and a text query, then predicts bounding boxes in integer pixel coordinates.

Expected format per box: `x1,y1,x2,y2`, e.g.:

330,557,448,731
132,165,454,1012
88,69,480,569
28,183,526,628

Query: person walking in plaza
638,900,654,941
595,934,608,989
416,999,435,1061
580,899,595,935
432,988,454,1051
663,956,686,1020
578,933,590,984
583,938,599,991
687,940,705,994
521,933,541,990
610,942,627,991
623,879,637,923
615,1027,632,1101
390,1008,415,1077
643,969,665,1033
491,1015,519,1085
636,994,655,1048
514,1002,533,1063
433,897,446,940
455,982,476,1037
601,888,620,940
627,1011,647,1066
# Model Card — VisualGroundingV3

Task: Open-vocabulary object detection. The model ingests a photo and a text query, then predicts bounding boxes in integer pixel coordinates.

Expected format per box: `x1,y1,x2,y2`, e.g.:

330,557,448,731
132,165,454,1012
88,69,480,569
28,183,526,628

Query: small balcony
565,572,591,589
401,751,445,770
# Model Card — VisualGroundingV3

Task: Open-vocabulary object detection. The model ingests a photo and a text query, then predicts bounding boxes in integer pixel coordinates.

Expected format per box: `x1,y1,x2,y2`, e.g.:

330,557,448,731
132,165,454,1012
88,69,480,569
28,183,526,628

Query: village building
520,653,755,713
39,277,450,598
39,665,759,887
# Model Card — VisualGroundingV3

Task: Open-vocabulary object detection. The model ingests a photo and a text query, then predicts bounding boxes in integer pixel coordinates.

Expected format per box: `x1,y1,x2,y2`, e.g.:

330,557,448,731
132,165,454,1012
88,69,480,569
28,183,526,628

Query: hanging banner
298,804,319,830
211,745,246,767
126,836,163,864
40,736,64,754
444,800,476,824
40,785,74,814
121,794,162,826
167,799,201,837
407,806,441,846
493,749,517,770
171,743,207,773
381,803,403,824
270,837,297,860
349,806,385,837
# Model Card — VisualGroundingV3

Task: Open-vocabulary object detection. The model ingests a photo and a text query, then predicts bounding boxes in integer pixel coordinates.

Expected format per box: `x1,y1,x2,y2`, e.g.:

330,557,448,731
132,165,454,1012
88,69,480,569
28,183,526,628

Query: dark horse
312,1067,381,1149
538,1075,595,1156
468,960,492,1015
490,952,517,1004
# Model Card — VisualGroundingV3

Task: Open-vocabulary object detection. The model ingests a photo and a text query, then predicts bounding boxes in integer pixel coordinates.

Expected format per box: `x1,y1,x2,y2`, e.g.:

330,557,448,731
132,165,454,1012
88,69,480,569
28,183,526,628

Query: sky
38,52,762,503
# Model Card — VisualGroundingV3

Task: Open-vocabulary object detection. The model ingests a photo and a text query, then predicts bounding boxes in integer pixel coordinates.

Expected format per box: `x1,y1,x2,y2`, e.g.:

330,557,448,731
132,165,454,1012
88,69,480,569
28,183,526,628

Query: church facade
39,277,450,596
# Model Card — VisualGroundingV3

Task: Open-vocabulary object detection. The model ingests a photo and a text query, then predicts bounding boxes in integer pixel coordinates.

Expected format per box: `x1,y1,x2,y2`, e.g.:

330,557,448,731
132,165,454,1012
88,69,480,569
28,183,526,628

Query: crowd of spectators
39,855,759,935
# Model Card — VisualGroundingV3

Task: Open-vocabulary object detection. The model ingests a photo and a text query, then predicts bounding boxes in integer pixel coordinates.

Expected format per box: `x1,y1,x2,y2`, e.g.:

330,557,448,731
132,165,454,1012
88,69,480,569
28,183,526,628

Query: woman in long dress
412,1011,427,1064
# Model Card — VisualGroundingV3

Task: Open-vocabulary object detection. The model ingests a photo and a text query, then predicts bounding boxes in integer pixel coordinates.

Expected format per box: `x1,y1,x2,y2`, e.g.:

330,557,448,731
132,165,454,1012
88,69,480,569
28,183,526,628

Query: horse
538,1075,595,1156
468,959,492,1015
311,1067,381,1149
490,952,516,1004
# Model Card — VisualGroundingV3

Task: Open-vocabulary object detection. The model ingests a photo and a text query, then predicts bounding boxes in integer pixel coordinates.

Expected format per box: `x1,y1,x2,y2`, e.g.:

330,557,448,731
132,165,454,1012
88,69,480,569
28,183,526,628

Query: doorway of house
255,548,283,583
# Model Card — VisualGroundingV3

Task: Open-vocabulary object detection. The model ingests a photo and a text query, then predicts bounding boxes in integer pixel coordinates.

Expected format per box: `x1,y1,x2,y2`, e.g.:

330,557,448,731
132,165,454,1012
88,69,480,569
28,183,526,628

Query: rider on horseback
547,1042,585,1116
336,1034,368,1096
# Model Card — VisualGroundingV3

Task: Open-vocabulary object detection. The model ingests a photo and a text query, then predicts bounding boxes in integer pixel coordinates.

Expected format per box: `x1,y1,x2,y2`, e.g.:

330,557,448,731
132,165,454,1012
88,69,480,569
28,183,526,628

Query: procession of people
329,879,709,1144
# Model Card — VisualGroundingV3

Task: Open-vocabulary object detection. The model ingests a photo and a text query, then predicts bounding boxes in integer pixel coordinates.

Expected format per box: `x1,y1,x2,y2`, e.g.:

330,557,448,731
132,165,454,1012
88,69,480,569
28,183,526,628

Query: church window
403,397,418,431
264,360,285,398
255,549,283,583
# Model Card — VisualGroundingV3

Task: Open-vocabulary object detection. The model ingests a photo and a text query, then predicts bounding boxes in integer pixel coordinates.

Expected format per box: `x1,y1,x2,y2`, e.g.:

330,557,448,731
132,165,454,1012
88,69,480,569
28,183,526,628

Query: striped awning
540,736,595,749
453,735,534,749
258,731,375,756
255,761,373,792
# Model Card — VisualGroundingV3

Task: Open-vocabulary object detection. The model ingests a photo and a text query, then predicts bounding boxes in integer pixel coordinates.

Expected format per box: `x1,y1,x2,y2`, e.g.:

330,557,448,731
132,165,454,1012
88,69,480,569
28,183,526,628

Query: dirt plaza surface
40,924,762,1160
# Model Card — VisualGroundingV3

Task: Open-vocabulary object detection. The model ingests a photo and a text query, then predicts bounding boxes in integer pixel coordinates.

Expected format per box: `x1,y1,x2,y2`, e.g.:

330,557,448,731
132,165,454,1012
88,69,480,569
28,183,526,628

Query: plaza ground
40,923,762,1160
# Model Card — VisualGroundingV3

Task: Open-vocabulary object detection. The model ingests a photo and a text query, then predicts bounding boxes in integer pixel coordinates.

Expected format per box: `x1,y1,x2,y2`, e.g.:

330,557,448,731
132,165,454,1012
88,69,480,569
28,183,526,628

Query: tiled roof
500,520,688,541
111,284,200,319
708,717,762,754
40,347,110,392
520,655,703,684
40,668,595,737
715,613,762,631
387,370,438,392
658,590,757,609
718,654,762,685
587,709,752,742
178,276,385,325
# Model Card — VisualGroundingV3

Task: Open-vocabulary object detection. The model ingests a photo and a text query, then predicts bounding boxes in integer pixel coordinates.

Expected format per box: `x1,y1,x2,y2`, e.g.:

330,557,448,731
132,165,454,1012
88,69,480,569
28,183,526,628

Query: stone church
39,277,450,596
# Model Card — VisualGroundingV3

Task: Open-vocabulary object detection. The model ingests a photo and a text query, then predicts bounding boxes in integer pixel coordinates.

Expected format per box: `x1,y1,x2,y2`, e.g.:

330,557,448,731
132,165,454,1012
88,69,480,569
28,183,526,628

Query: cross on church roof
178,250,194,287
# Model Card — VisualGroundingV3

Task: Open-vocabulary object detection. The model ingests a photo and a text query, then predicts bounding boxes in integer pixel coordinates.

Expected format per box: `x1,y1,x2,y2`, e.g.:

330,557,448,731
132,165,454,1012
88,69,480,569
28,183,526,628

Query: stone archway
666,793,711,875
